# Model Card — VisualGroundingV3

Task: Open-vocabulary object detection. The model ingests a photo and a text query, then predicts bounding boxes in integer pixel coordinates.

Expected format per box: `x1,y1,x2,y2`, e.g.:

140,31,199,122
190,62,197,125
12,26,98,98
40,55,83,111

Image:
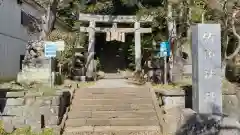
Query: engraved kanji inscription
205,49,215,59
202,32,214,43
204,92,216,102
204,69,215,79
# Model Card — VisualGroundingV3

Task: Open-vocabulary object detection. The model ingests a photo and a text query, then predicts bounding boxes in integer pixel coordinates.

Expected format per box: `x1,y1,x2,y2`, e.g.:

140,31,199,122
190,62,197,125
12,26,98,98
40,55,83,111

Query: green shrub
55,72,65,85
0,122,54,135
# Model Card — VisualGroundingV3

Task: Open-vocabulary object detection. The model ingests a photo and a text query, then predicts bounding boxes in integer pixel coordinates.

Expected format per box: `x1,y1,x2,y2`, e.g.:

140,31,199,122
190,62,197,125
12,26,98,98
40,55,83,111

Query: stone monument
17,40,55,85
192,24,222,114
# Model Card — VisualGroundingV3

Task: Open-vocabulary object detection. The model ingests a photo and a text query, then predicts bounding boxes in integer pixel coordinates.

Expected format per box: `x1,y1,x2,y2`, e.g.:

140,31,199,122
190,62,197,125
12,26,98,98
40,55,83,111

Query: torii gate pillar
85,21,96,79
134,22,141,71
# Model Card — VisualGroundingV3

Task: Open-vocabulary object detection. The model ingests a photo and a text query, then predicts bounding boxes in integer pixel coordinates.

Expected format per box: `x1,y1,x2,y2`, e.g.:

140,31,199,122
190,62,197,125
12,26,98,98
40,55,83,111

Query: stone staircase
63,87,161,135
104,73,125,79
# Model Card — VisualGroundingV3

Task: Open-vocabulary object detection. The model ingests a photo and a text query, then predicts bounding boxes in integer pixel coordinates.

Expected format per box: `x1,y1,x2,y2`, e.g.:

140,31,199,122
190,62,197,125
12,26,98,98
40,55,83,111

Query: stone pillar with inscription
192,24,222,114
134,22,141,71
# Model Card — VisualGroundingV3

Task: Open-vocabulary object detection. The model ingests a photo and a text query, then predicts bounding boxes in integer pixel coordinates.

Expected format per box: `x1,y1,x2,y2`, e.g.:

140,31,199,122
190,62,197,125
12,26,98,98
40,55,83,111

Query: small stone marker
192,24,222,114
3,122,14,133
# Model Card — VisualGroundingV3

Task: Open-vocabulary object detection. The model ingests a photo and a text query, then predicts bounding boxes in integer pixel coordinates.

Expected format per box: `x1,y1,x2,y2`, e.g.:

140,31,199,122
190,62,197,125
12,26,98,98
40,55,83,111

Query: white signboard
44,42,57,58
45,41,65,51
55,40,65,51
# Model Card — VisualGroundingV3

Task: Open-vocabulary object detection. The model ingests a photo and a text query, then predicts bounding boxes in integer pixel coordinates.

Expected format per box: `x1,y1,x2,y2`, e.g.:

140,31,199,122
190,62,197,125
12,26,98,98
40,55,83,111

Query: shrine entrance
95,33,128,73
78,13,153,79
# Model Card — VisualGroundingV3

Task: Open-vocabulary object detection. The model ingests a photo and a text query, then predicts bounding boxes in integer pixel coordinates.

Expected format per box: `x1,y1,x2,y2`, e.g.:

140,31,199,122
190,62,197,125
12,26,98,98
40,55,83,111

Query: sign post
44,42,57,88
159,41,170,84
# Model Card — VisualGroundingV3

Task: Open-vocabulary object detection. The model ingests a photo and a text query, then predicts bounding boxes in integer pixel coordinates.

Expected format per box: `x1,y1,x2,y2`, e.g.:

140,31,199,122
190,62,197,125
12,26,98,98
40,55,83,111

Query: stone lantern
70,46,86,81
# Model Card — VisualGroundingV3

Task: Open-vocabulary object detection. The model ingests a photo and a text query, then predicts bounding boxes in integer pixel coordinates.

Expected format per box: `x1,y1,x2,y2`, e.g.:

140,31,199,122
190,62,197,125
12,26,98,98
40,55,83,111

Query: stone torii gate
78,13,153,79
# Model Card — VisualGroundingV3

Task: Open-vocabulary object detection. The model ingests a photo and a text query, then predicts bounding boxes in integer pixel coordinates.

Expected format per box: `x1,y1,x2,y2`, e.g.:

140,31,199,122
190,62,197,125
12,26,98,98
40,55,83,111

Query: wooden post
121,32,125,42
106,31,111,41
111,23,118,41
86,21,96,79
134,22,141,71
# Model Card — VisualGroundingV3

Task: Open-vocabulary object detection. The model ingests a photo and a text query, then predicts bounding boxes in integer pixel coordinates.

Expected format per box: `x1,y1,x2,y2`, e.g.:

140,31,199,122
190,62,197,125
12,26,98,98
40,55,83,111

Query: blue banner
158,41,170,57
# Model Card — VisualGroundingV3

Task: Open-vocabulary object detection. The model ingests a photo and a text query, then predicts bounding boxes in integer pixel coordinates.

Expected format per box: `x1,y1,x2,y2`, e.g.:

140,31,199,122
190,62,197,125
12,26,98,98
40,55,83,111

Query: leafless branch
225,10,240,60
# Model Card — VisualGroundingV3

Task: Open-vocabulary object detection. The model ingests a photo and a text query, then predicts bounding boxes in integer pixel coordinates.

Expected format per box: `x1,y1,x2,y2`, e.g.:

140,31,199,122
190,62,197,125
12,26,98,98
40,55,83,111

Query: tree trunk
41,0,59,40
167,2,183,82
186,4,192,64
201,11,205,23
167,3,174,83
221,60,227,79
225,10,240,60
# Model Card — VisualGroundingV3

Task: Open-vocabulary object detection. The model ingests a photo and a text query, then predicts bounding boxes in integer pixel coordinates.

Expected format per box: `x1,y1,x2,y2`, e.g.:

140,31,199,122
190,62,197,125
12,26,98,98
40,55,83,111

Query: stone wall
155,88,240,117
155,88,188,111
155,88,240,135
0,88,71,134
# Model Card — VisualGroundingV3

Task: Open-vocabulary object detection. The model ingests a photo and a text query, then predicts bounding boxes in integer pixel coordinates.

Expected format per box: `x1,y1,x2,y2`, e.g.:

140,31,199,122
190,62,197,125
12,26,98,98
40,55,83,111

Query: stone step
63,126,161,135
64,131,160,135
75,95,151,99
74,92,151,98
63,86,161,135
71,99,153,105
104,73,125,79
77,88,149,93
67,111,157,119
65,118,159,127
70,104,155,111
74,92,150,97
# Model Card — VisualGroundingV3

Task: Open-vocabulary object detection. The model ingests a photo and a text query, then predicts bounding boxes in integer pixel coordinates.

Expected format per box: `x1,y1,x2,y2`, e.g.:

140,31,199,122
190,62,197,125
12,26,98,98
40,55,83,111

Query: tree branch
41,0,60,40
225,10,240,60
48,0,60,33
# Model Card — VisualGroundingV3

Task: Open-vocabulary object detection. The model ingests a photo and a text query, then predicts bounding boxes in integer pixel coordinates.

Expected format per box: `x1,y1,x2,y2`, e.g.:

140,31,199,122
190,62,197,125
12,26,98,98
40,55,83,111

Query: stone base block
162,96,185,110
17,70,55,85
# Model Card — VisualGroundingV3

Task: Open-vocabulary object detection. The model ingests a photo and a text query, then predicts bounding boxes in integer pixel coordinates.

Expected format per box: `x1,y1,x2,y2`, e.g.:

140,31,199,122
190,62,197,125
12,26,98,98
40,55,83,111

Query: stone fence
0,88,71,134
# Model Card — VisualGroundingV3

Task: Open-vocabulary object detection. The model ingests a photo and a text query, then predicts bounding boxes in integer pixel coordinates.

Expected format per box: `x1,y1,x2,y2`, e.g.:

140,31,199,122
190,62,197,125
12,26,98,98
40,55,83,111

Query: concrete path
63,79,162,135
